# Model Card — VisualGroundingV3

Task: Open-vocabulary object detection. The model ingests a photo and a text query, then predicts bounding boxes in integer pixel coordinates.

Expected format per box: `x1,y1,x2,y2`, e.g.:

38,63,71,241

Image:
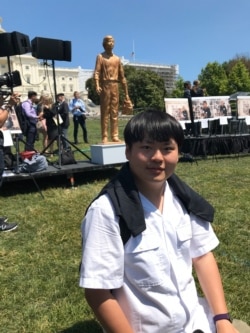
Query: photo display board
164,98,190,120
191,96,231,119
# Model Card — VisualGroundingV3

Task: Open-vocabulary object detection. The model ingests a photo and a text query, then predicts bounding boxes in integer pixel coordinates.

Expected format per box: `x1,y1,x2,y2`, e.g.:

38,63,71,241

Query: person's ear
125,144,131,160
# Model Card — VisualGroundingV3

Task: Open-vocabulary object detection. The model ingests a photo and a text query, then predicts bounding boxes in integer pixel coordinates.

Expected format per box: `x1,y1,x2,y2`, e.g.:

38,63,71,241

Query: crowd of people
1,90,89,156
0,90,89,232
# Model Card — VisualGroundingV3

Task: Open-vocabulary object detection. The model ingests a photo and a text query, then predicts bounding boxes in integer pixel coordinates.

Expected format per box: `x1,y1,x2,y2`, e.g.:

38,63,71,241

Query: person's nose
151,149,163,161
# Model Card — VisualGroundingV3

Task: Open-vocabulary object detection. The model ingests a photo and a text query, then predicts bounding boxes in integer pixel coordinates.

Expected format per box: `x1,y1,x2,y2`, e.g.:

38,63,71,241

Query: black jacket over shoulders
86,162,215,245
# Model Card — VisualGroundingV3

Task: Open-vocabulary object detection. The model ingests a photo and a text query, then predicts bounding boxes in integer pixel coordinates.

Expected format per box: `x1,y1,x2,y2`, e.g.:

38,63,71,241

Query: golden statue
94,35,133,144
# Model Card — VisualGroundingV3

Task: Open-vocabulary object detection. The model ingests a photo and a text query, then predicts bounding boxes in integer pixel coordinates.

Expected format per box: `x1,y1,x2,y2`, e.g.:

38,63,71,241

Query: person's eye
163,146,174,151
141,145,150,150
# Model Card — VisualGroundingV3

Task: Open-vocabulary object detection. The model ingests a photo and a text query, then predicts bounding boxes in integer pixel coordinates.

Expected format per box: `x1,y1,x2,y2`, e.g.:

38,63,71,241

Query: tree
169,76,185,98
227,61,250,94
124,66,166,110
198,62,228,96
85,77,100,105
223,55,250,76
85,66,166,110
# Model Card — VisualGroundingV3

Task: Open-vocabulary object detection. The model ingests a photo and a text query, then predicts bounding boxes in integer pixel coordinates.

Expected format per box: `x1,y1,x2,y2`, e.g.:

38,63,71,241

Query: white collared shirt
80,181,219,333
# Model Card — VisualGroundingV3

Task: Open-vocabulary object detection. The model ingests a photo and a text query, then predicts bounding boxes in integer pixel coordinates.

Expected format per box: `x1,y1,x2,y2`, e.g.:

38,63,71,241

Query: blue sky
1,0,250,82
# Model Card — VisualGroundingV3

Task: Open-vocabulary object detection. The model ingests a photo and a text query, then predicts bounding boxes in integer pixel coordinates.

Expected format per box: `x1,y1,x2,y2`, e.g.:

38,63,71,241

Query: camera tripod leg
28,171,44,199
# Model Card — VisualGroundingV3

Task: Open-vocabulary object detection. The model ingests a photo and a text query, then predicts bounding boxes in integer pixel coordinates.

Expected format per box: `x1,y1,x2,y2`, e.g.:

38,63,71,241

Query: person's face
43,97,50,105
104,38,114,51
31,95,37,103
74,92,80,99
58,95,64,102
125,137,179,191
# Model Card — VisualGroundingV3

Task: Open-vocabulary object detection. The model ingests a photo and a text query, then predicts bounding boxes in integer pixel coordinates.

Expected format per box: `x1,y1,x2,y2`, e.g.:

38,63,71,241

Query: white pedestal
91,143,127,165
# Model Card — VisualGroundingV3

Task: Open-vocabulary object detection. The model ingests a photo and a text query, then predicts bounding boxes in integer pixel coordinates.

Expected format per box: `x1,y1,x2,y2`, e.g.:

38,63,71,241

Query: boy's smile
125,137,179,193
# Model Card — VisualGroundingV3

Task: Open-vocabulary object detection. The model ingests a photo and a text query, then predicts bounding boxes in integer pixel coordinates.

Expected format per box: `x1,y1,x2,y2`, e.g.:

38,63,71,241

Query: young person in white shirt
80,109,239,333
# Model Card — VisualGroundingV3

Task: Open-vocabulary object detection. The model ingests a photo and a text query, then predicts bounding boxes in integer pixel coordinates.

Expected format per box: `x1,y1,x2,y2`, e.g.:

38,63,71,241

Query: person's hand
96,86,102,95
123,96,133,107
8,98,16,107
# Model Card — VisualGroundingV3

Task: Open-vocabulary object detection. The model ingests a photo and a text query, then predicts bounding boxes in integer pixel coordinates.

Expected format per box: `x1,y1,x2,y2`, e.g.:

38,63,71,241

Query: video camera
0,70,22,96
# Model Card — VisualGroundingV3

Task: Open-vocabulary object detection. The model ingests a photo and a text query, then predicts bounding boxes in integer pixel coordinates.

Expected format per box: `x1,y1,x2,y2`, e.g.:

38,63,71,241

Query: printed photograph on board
191,96,231,119
237,96,250,117
164,98,190,121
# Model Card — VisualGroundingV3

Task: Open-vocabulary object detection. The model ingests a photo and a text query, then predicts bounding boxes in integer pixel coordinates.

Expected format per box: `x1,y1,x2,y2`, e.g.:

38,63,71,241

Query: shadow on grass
0,167,120,197
59,320,102,333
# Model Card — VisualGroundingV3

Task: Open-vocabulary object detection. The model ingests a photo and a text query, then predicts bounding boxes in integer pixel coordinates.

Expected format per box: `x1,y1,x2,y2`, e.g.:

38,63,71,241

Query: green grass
0,118,249,332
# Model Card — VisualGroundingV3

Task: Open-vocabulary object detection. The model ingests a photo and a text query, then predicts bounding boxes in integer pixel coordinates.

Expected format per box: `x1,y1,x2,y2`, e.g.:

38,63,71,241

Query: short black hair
124,109,184,150
184,81,191,89
28,91,37,98
56,93,64,98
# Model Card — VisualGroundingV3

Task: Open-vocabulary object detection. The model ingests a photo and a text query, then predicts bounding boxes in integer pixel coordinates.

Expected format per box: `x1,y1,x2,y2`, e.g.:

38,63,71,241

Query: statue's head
102,35,115,50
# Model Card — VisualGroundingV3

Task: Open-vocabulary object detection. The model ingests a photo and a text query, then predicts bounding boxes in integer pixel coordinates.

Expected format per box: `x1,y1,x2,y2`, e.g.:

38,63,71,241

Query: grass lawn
0,117,249,332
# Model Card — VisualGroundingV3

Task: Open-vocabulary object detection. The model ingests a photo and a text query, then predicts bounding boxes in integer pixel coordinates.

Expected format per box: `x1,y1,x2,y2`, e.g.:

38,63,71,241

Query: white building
126,61,179,93
0,54,80,101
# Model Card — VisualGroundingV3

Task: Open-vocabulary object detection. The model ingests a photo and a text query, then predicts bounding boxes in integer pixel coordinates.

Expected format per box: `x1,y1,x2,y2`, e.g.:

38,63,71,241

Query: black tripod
40,60,90,169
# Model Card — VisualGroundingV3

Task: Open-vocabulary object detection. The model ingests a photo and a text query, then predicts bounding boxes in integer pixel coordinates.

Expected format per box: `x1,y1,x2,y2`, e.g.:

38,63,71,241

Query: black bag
4,152,16,168
60,150,77,165
15,104,29,135
79,108,87,120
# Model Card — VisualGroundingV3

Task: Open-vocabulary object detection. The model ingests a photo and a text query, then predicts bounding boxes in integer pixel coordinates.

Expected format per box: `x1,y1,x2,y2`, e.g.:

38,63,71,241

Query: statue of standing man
94,35,133,144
